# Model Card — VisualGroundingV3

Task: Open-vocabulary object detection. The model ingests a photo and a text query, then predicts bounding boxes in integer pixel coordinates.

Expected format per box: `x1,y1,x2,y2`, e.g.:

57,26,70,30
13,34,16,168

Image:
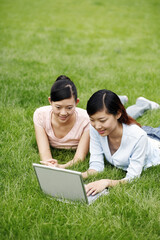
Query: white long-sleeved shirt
89,124,160,180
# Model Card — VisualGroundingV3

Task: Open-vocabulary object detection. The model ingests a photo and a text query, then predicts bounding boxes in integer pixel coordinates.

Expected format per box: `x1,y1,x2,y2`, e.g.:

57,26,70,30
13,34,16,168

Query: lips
97,130,105,135
59,115,68,121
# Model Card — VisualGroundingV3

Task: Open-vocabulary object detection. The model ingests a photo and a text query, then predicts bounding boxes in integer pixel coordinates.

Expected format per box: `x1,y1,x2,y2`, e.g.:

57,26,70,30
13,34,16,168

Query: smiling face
50,96,79,123
90,109,122,137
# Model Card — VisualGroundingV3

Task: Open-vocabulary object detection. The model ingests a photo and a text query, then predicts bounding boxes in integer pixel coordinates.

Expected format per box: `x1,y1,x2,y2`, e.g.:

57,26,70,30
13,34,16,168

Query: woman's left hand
85,179,111,196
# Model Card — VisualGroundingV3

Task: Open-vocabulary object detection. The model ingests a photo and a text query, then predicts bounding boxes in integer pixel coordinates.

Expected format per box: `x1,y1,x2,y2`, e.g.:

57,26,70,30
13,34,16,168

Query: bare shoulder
75,107,89,119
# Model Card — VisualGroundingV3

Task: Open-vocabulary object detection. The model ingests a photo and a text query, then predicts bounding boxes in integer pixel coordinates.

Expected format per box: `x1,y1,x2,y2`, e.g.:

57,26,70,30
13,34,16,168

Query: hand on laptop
85,179,110,196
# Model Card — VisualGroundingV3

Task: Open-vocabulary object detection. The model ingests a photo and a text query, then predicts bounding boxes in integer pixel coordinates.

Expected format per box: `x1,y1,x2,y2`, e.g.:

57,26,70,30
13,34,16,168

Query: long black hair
87,89,141,126
50,75,77,102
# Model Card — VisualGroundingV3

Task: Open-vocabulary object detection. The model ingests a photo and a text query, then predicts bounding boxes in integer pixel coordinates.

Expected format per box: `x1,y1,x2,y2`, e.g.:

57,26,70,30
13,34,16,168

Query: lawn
0,0,160,239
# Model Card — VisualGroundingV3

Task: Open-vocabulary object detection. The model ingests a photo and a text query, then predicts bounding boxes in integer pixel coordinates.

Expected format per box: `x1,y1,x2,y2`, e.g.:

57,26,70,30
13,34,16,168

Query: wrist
109,179,120,187
81,171,88,179
59,164,66,169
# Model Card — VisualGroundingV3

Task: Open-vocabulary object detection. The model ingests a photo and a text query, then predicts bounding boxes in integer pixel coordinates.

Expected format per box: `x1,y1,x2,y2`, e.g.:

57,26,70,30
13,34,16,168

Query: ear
48,97,51,104
76,98,80,105
116,111,122,120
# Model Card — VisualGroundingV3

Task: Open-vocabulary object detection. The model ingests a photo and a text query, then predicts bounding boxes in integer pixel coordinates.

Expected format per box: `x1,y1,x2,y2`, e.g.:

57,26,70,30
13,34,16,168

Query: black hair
87,89,141,126
50,75,77,102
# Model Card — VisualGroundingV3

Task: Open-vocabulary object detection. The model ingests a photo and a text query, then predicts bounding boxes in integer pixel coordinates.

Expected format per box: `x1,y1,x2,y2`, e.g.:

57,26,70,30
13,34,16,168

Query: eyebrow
98,117,107,120
55,104,74,107
90,117,107,120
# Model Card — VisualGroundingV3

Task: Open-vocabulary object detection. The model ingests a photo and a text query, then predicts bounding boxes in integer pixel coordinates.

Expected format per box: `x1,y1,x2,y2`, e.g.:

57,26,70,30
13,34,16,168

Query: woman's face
89,109,121,137
50,96,79,123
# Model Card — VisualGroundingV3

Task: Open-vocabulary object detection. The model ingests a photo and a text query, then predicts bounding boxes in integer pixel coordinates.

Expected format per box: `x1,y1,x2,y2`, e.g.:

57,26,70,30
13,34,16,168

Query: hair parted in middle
86,89,141,127
50,75,77,102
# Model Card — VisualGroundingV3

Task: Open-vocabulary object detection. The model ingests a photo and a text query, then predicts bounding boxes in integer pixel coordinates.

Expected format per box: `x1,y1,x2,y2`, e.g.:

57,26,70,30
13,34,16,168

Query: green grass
0,0,160,239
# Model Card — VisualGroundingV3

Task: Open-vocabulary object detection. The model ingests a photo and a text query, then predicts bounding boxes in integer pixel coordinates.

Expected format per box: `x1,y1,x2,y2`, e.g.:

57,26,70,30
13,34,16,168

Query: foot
119,95,128,105
136,97,160,109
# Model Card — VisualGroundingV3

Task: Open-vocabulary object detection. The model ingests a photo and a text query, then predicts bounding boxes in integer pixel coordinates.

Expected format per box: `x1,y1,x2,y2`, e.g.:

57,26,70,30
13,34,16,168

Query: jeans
142,126,160,141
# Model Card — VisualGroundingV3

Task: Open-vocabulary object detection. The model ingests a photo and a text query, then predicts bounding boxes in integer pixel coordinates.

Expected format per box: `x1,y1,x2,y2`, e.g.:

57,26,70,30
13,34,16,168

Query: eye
100,119,107,123
56,106,61,109
67,106,73,110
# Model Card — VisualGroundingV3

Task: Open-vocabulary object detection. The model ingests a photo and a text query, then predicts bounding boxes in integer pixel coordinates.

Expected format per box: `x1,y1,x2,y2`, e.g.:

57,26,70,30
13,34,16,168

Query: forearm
39,148,53,161
34,125,54,162
82,169,98,179
85,178,127,196
63,137,89,168
62,156,84,168
104,178,127,187
70,130,89,164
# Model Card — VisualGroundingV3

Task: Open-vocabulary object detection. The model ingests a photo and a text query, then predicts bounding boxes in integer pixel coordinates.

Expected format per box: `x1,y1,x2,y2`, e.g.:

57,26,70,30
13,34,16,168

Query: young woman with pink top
33,75,90,168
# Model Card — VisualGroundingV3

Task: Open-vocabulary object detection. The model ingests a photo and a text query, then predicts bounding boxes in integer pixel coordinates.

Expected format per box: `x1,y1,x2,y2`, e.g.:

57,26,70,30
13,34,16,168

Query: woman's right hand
85,179,110,196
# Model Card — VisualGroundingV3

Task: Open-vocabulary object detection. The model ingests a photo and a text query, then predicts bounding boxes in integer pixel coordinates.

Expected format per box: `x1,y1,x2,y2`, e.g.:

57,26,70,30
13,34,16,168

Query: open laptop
33,163,109,205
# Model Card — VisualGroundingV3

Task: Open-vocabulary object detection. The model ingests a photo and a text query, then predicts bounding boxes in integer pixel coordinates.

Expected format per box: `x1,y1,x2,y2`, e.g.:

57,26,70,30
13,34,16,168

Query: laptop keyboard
87,189,109,204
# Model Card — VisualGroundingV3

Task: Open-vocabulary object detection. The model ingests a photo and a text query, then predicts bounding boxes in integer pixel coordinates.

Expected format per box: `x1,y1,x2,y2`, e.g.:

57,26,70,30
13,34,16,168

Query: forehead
90,110,111,119
52,96,76,106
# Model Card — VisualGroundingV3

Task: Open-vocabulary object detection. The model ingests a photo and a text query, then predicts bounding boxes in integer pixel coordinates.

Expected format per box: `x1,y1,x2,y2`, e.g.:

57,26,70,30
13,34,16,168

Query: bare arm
62,130,90,168
34,124,57,162
35,125,90,168
81,169,98,179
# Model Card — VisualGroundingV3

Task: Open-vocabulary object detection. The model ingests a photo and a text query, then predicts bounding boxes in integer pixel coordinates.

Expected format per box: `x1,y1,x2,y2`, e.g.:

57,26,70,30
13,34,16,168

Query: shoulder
74,107,90,131
75,107,89,116
75,107,90,120
34,105,52,116
33,106,52,126
34,105,52,115
123,124,147,140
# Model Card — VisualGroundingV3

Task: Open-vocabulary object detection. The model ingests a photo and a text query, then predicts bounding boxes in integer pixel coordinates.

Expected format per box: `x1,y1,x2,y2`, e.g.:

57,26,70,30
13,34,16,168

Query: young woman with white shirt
84,89,160,196
33,75,90,168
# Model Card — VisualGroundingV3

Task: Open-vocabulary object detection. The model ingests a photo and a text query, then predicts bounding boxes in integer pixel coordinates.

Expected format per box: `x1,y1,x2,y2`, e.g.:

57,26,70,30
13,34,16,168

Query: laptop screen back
33,164,88,203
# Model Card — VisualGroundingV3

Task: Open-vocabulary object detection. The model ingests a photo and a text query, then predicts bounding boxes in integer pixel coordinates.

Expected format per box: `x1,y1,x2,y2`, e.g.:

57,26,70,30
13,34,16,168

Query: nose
94,121,102,130
60,108,67,116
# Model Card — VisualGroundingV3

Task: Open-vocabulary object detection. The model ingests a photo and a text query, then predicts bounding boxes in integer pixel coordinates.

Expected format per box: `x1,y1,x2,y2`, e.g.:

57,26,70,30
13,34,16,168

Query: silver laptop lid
33,163,88,204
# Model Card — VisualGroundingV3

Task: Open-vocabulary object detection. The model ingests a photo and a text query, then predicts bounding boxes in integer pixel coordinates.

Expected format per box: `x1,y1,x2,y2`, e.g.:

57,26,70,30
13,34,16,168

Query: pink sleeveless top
33,106,90,149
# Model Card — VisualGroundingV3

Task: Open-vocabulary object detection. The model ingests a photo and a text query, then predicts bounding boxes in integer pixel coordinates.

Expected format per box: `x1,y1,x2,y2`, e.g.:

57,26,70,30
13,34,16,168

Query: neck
109,123,123,140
